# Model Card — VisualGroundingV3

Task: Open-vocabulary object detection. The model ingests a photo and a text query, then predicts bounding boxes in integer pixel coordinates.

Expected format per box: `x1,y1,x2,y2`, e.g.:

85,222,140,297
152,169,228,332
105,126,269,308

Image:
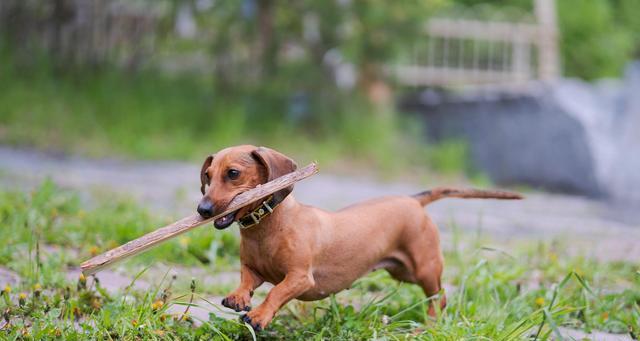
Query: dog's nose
197,199,215,219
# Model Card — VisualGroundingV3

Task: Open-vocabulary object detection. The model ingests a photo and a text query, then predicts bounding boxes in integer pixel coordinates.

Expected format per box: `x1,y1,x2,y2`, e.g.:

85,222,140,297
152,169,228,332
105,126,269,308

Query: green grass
0,180,240,276
0,51,471,179
1,182,638,339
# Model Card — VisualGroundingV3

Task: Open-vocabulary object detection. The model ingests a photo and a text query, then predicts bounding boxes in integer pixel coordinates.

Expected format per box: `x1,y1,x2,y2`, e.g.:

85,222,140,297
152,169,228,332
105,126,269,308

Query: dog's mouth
213,210,238,229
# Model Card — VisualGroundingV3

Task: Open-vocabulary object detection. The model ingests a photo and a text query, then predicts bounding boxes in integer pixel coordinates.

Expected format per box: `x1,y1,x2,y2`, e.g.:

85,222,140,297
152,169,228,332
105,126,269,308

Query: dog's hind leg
404,216,447,317
415,261,446,317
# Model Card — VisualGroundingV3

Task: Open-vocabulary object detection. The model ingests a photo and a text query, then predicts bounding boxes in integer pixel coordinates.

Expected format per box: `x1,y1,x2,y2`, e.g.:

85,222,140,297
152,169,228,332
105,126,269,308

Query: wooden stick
81,163,319,275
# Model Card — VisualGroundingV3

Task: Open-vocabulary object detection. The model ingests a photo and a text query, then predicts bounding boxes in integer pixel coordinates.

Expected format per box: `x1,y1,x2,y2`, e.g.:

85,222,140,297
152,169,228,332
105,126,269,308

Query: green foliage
0,180,239,283
612,0,640,58
427,140,470,175
198,0,447,87
338,1,446,65
557,0,635,79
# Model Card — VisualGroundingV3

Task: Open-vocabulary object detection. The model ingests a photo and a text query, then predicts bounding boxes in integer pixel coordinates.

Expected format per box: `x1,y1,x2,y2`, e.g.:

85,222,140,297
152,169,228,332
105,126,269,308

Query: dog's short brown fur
197,145,522,331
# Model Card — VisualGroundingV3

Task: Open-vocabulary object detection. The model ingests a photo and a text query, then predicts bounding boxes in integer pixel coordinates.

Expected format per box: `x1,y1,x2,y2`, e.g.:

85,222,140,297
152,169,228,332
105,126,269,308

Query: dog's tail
413,187,523,206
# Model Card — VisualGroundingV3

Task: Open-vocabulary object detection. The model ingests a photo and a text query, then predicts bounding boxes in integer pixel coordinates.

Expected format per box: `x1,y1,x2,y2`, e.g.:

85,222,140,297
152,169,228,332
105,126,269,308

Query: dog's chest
240,238,288,284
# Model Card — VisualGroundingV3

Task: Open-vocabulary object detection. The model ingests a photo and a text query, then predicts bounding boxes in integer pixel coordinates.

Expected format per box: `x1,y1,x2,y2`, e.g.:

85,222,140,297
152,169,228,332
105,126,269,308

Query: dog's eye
227,169,240,180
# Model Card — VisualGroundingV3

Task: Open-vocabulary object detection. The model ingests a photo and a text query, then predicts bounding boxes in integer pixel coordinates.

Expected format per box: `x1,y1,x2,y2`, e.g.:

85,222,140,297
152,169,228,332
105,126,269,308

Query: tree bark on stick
81,163,318,275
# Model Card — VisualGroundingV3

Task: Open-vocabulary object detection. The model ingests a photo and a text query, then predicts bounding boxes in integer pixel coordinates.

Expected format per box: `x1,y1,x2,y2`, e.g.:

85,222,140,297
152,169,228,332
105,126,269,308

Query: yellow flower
19,293,27,306
535,297,545,306
153,330,165,336
178,237,190,248
151,300,164,311
549,252,558,262
33,283,42,298
89,245,99,256
3,284,11,294
78,273,87,290
52,328,62,337
91,297,102,310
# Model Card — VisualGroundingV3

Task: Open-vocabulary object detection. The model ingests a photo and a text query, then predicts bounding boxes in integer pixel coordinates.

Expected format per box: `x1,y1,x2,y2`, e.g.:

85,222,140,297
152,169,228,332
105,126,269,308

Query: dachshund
196,145,522,331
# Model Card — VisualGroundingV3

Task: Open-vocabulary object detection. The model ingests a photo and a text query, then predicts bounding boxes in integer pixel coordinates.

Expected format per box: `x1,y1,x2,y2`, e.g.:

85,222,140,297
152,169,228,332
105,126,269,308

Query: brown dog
196,145,522,331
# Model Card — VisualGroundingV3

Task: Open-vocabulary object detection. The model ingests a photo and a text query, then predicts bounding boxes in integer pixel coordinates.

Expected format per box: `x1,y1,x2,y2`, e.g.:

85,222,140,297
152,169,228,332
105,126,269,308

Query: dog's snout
197,199,215,219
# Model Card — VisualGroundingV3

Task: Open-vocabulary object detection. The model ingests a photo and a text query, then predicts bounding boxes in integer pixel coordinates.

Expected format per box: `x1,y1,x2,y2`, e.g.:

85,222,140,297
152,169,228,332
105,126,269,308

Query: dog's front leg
222,264,263,312
241,270,314,331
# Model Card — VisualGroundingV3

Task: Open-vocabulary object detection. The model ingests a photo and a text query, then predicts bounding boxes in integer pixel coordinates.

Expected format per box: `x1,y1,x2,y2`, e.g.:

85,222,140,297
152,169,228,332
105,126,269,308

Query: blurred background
1,0,639,235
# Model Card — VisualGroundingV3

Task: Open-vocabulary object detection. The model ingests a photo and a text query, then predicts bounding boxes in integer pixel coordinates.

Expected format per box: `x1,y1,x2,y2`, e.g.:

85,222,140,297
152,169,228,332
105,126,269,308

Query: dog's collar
237,195,281,229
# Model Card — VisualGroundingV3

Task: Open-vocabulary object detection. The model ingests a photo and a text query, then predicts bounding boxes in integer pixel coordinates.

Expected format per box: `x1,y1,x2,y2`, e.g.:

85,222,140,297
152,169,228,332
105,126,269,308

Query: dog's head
197,145,297,229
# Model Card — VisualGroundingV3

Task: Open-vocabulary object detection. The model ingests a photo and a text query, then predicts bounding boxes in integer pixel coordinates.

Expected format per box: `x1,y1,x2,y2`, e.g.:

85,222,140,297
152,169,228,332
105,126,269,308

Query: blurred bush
557,0,639,79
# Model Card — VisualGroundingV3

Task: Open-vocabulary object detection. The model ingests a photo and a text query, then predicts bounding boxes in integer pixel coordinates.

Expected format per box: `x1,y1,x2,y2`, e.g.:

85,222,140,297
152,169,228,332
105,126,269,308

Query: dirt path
1,146,638,261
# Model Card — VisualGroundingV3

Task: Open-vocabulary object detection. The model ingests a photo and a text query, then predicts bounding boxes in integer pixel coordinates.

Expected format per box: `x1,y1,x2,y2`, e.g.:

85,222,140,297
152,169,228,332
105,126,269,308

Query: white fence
394,0,559,87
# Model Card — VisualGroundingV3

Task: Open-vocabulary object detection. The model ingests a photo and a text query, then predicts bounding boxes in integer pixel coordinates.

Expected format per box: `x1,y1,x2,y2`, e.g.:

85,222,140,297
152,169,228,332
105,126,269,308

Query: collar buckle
237,196,276,230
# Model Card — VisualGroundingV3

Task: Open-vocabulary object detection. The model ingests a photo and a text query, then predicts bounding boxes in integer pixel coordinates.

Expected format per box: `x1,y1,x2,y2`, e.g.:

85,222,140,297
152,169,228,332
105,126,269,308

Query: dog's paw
241,313,264,332
240,308,274,332
221,294,251,312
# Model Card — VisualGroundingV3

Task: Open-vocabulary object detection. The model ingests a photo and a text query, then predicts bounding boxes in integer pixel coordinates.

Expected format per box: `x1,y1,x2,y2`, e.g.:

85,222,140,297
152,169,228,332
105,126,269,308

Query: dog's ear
251,147,298,200
251,147,298,182
200,154,214,195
